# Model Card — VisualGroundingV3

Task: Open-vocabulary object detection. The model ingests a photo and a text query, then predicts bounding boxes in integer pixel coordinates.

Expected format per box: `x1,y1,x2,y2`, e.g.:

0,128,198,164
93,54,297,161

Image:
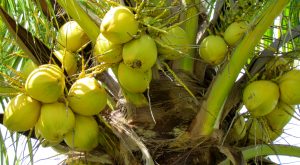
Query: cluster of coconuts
239,69,300,143
199,21,248,65
93,6,190,94
4,21,109,152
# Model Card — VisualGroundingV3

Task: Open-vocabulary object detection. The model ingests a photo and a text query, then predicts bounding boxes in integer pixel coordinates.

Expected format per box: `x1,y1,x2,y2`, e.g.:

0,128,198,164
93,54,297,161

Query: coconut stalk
219,144,300,165
172,0,199,73
189,0,290,138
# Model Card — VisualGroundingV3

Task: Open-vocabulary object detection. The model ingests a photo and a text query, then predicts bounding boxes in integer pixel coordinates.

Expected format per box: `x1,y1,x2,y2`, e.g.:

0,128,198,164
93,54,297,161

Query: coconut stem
219,144,300,165
189,0,290,137
56,0,99,43
172,0,199,73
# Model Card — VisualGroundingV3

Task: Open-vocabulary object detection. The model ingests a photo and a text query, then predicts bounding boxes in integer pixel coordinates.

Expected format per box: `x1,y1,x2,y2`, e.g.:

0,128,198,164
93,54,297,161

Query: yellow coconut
155,26,189,60
67,77,107,116
123,34,157,71
242,80,279,117
36,102,75,142
118,62,152,93
57,21,90,52
199,35,228,65
53,50,78,75
93,33,123,64
224,21,248,46
265,101,294,131
4,93,41,132
25,64,65,103
227,115,247,142
21,59,38,79
64,115,99,151
278,70,300,105
100,6,138,44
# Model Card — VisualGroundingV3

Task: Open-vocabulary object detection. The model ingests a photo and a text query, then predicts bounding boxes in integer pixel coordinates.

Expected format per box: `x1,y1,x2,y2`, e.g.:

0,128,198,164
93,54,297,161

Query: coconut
224,21,248,46
278,70,300,105
227,115,246,142
118,62,152,93
53,50,78,75
25,64,65,103
122,34,157,71
247,119,282,144
64,115,99,151
100,6,138,44
155,26,189,60
67,77,107,116
199,35,228,65
265,102,294,131
36,102,75,142
242,80,279,117
21,59,38,79
93,33,123,64
57,21,90,52
3,93,41,132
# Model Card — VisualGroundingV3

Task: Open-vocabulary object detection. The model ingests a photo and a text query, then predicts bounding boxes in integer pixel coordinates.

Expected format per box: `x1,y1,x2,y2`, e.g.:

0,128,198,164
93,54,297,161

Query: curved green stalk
173,0,199,73
56,0,99,43
219,144,300,165
190,0,290,137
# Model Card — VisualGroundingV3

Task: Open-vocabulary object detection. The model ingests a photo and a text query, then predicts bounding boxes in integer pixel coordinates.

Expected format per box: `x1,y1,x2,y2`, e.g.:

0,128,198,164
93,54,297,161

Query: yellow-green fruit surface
100,6,138,44
278,70,300,105
123,34,157,71
247,119,282,144
36,102,75,142
57,21,90,52
243,80,279,117
22,59,38,79
224,22,248,46
64,115,99,151
265,102,294,131
199,35,228,65
68,77,107,116
25,64,65,103
156,26,189,60
4,93,41,132
93,33,123,64
53,50,77,75
228,115,246,141
118,62,152,93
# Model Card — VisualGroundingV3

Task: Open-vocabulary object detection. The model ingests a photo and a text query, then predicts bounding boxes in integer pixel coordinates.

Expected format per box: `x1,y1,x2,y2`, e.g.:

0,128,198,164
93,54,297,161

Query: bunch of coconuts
226,69,300,144
4,21,108,152
93,5,190,94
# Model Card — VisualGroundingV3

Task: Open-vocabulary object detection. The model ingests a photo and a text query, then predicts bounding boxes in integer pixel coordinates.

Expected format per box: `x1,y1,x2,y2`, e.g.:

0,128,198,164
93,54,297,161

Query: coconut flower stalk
189,0,290,138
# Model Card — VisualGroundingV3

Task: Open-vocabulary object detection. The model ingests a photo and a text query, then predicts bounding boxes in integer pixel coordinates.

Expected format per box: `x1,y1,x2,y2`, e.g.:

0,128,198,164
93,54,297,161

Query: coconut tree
1,0,300,164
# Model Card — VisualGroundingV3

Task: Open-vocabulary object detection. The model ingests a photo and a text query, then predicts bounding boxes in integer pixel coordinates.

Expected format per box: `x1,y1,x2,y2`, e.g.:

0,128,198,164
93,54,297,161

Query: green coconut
224,21,248,46
4,93,41,132
265,101,294,131
247,119,282,144
53,50,78,75
278,70,300,105
123,34,157,71
155,26,189,60
64,115,99,151
93,33,123,64
243,80,280,117
199,35,228,65
25,64,65,103
21,59,38,79
228,115,246,142
36,102,75,142
57,21,90,52
67,77,107,116
100,6,138,44
118,62,152,93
